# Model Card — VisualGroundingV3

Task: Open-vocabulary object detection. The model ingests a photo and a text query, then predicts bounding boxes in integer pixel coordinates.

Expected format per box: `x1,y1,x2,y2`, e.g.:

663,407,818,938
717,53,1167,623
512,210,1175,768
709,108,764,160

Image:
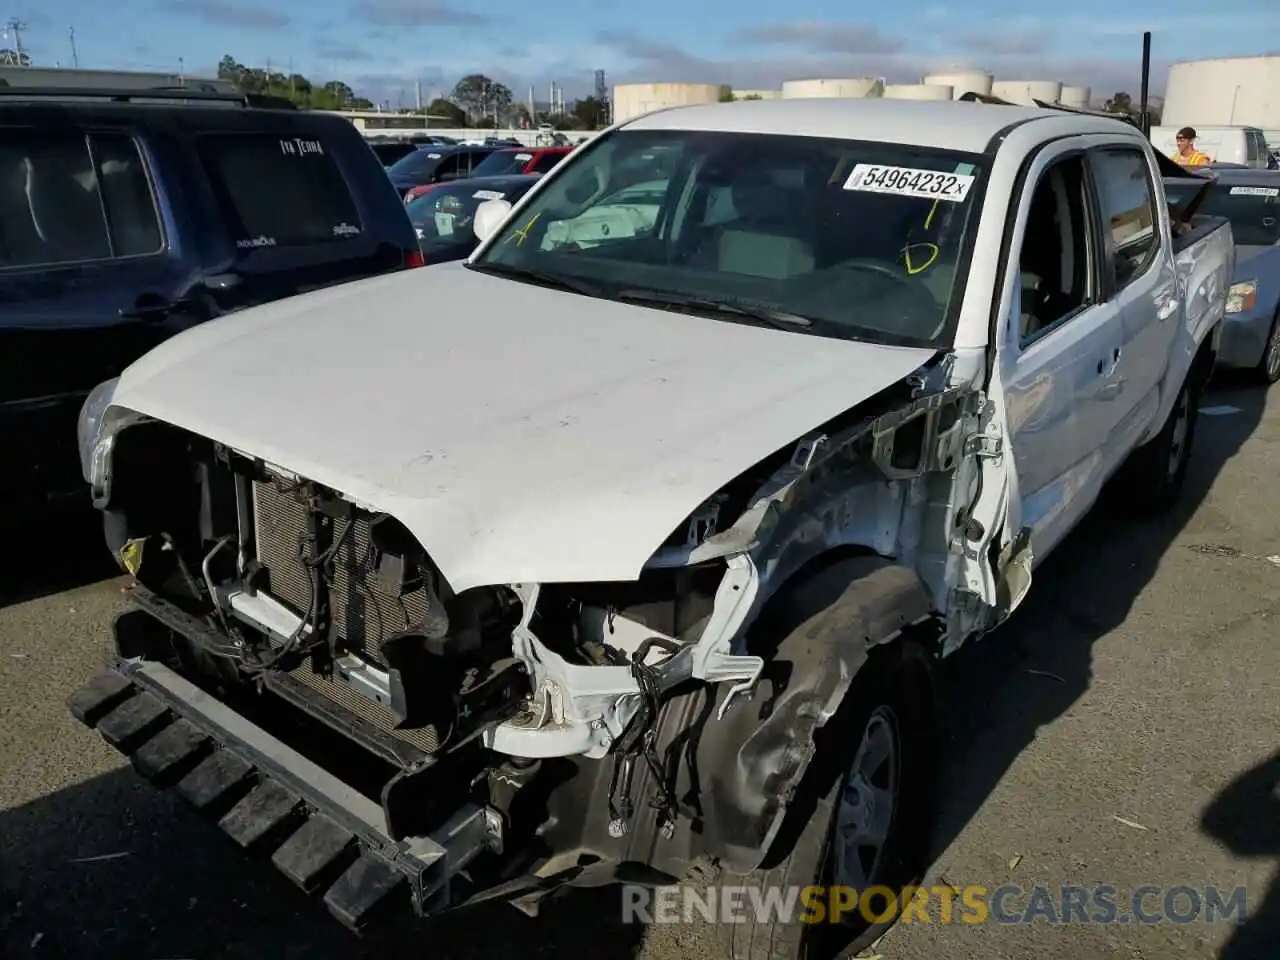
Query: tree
214,53,371,110
427,97,466,126
1,47,32,66
451,74,512,127
570,95,605,129
718,84,735,102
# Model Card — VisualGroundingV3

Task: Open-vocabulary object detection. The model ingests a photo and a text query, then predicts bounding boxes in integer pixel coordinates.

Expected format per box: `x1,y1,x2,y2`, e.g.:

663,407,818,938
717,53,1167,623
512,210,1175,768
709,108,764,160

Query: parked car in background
1151,125,1272,169
1165,167,1280,382
402,147,570,202
366,138,417,167
386,144,500,201
0,86,422,513
406,174,540,263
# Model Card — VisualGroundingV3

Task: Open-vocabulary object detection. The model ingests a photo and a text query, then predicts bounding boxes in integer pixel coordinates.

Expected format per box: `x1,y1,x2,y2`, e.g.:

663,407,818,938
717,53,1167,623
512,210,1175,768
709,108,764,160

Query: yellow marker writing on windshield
510,212,541,246
903,242,940,275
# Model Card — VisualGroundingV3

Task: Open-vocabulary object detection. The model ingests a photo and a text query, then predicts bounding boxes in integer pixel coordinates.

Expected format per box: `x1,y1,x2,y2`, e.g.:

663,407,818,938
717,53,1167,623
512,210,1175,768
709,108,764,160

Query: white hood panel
113,262,934,591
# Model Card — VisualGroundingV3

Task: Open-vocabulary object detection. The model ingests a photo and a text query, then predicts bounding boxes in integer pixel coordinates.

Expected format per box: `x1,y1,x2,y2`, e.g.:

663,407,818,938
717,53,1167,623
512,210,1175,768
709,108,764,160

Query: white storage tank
883,83,954,101
991,80,1064,105
611,82,721,123
1162,56,1280,131
1060,85,1091,109
781,77,884,99
923,69,993,100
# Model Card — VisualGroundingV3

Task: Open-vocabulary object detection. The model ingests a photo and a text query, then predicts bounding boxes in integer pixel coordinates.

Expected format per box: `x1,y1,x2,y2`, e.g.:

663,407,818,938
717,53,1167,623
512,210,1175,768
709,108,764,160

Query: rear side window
198,133,362,249
1089,147,1159,291
0,130,162,268
530,152,564,173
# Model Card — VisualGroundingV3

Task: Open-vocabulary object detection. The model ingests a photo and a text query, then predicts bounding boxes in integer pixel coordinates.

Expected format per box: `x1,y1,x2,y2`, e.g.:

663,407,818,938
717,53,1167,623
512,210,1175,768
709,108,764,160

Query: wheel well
1192,333,1218,390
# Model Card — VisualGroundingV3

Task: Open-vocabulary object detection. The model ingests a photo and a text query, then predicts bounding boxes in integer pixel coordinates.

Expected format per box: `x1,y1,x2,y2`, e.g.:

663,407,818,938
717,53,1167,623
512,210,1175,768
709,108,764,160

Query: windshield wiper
615,289,813,330
467,261,600,297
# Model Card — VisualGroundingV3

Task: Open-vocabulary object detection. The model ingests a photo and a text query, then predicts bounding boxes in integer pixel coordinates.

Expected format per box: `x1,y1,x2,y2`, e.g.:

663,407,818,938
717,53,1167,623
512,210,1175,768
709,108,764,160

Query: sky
4,0,1279,107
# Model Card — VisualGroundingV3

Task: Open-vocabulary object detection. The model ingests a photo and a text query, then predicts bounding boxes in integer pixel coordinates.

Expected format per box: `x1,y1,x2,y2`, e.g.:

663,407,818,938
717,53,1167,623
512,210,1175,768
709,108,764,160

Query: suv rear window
198,133,363,249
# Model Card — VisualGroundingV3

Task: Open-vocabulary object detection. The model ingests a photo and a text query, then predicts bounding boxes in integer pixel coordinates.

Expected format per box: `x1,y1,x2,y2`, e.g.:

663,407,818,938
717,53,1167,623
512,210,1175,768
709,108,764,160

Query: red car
402,146,570,203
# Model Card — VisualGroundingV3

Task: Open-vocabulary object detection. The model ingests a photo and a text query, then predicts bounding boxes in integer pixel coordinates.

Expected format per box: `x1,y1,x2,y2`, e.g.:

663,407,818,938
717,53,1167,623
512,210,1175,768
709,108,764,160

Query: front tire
1256,311,1280,386
714,639,937,960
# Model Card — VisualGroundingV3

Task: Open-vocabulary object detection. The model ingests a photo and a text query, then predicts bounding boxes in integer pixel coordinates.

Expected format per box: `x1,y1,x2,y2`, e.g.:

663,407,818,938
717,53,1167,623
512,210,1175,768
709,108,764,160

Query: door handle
119,295,192,320
1157,298,1179,321
1097,347,1121,378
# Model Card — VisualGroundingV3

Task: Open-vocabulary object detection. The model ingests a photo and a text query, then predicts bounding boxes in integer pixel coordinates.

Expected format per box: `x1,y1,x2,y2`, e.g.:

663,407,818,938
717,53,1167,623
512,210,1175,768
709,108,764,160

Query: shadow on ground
0,508,118,609
0,380,1269,960
928,377,1269,891
1202,750,1280,958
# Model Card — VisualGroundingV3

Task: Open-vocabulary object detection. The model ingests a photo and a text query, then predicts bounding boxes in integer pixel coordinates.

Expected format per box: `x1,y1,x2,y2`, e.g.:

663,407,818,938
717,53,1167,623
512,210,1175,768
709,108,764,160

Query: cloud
314,40,376,62
733,21,906,55
957,29,1053,57
352,0,487,28
596,32,1169,100
165,0,290,29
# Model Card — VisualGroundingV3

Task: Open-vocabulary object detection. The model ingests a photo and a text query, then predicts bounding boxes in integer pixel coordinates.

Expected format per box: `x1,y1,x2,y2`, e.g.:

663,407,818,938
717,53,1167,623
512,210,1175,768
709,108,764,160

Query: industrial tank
1060,85,1091,109
781,77,884,99
923,69,993,100
991,80,1064,106
1162,56,1280,139
611,82,721,123
882,84,954,101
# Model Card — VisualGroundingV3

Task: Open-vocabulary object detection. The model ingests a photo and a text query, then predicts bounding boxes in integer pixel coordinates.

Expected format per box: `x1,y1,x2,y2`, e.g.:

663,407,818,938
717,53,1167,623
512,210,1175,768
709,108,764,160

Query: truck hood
111,262,935,591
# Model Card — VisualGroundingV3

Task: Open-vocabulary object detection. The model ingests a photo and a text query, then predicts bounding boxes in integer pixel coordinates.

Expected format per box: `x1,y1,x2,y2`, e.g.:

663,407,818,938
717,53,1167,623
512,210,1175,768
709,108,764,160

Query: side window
434,153,463,180
93,134,163,258
531,152,563,174
0,131,109,267
197,132,363,248
1016,156,1095,343
1090,147,1159,291
0,131,161,269
1245,133,1259,163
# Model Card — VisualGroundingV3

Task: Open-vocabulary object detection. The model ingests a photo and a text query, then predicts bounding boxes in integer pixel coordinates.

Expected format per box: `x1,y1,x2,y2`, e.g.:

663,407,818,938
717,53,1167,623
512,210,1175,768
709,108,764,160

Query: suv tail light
404,249,425,269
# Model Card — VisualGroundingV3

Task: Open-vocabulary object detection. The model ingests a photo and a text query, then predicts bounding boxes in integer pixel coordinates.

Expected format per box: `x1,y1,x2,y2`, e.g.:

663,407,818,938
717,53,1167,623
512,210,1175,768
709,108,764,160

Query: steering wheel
835,258,910,281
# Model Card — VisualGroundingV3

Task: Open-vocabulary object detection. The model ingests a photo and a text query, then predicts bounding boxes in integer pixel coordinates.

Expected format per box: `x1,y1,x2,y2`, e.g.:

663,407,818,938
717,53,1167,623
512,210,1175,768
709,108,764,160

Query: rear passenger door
1086,145,1179,467
996,141,1124,561
193,130,405,309
0,125,185,499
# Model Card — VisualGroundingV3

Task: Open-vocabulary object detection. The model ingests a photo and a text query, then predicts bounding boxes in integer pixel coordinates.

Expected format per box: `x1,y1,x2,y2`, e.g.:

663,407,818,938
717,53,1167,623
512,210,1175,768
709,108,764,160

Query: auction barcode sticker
1229,186,1279,197
844,164,976,202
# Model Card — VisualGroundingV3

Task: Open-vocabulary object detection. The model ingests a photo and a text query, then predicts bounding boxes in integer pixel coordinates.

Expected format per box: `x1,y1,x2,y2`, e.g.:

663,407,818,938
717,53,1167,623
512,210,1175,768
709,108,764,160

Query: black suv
0,87,420,511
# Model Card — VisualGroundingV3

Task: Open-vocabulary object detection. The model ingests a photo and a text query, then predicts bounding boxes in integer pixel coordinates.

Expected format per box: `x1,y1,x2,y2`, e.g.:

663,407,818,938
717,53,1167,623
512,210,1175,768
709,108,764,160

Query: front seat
715,178,816,280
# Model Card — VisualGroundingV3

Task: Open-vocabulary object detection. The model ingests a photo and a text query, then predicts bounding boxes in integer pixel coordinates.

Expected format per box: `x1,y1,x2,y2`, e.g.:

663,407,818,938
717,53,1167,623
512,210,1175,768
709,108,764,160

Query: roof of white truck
622,97,1138,155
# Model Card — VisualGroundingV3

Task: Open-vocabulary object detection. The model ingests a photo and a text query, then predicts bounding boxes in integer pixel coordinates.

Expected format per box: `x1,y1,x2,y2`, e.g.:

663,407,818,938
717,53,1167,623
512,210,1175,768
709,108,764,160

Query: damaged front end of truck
68,348,1027,931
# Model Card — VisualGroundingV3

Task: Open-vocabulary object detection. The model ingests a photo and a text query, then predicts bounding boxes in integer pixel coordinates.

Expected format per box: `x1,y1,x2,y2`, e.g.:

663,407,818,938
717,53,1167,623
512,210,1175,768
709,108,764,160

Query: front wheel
714,640,937,960
1256,312,1280,386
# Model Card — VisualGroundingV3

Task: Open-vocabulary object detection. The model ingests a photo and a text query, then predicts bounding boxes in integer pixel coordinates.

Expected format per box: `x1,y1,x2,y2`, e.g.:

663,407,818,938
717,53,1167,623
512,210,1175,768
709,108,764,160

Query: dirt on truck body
70,95,1231,959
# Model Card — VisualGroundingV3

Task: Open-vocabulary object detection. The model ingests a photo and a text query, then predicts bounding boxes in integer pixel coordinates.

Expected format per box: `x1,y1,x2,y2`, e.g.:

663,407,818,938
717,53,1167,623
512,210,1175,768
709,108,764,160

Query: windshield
387,149,447,179
471,150,533,178
1165,180,1280,245
407,181,534,250
471,130,985,347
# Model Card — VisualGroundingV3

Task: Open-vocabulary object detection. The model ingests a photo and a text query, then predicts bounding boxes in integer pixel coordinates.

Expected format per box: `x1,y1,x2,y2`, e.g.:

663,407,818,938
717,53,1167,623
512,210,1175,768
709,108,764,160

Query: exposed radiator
251,478,442,755
251,478,431,665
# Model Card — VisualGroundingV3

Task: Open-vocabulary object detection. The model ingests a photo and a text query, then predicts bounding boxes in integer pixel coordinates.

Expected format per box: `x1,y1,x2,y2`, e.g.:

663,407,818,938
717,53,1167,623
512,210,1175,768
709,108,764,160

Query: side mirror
473,199,514,244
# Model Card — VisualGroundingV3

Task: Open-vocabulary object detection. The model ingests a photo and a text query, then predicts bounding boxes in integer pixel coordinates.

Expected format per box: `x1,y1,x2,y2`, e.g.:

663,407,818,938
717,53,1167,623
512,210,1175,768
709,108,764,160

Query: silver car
1166,168,1280,383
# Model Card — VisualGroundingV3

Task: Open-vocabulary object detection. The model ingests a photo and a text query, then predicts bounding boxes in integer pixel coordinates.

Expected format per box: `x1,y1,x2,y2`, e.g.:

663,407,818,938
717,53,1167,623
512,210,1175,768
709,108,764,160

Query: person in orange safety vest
1173,127,1212,167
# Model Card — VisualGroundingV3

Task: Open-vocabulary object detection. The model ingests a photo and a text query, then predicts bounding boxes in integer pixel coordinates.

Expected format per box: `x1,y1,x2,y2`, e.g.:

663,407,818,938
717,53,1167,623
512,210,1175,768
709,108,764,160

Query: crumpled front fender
684,555,935,871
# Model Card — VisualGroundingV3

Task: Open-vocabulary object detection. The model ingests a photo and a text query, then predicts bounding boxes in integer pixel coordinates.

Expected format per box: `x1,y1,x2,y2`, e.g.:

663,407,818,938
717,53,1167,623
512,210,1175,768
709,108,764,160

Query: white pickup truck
70,97,1232,958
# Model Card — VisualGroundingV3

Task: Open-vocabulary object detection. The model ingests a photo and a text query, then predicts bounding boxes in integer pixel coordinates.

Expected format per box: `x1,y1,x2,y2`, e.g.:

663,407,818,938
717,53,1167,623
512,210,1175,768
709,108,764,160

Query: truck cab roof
622,97,1142,155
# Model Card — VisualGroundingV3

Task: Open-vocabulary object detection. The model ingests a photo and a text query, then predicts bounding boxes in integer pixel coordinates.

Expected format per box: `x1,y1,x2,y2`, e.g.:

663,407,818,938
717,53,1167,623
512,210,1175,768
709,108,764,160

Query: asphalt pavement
2,377,1277,960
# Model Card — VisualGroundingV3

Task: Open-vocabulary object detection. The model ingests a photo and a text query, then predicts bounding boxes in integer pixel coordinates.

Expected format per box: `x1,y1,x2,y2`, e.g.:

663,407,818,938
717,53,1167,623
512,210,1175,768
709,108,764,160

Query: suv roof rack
957,90,1198,180
0,86,298,110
